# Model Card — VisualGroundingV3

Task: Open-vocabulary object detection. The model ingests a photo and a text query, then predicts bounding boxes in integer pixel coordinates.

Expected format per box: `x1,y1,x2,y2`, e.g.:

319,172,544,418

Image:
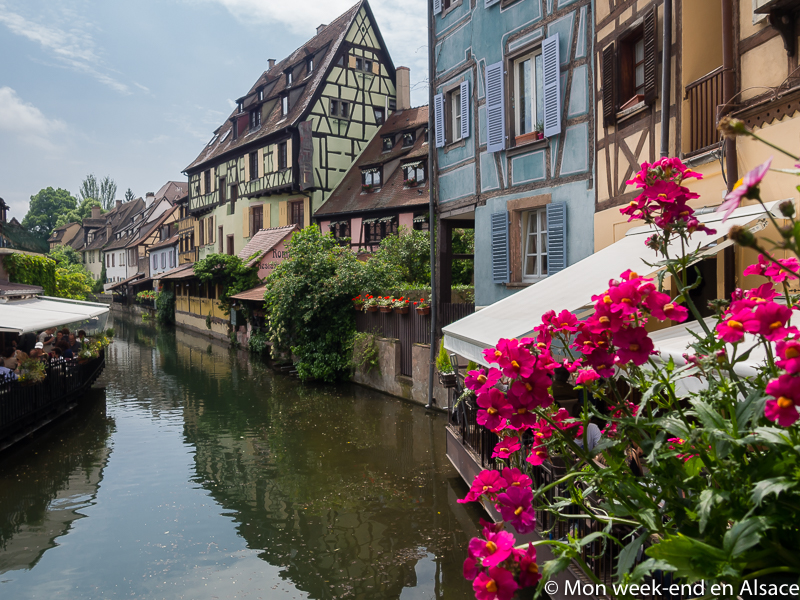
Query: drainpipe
721,0,738,191
426,0,437,410
660,0,672,158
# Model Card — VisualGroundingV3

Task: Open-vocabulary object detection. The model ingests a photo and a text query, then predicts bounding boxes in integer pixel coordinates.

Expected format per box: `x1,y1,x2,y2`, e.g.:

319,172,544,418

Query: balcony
240,168,293,197
189,190,219,213
179,248,197,265
685,66,724,154
177,216,195,234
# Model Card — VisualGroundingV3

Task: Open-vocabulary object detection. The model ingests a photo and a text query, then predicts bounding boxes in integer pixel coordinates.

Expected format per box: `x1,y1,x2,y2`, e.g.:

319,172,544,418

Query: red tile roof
230,284,267,302
238,225,299,266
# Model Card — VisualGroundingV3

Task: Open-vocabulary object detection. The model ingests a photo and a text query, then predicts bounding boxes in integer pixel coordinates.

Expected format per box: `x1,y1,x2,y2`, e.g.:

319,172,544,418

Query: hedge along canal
0,313,485,600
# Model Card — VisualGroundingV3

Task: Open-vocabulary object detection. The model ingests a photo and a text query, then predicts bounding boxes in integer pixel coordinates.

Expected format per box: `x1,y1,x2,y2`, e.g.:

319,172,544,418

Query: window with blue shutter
433,0,442,14
546,202,567,274
491,211,509,283
542,33,561,138
459,80,470,140
434,93,446,148
485,61,505,152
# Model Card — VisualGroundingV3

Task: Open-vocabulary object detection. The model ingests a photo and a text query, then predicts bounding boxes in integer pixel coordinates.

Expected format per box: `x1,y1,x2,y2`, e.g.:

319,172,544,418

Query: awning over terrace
0,296,110,334
107,272,144,290
443,202,782,366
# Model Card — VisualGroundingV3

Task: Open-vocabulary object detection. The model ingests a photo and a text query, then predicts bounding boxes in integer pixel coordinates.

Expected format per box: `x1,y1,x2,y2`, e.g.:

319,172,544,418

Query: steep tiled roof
155,181,188,203
149,233,179,251
185,1,368,172
124,205,178,250
158,263,196,280
87,199,144,252
230,284,267,301
315,106,430,217
237,225,298,266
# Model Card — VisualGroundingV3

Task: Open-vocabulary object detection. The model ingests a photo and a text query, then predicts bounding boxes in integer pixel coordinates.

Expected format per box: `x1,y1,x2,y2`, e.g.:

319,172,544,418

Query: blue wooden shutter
433,0,442,15
459,80,470,140
491,211,509,283
546,202,566,274
485,61,505,152
542,33,562,138
485,0,500,7
434,93,446,148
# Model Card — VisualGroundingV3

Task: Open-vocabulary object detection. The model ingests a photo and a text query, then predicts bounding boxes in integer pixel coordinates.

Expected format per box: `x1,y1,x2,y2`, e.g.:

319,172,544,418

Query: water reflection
0,316,481,599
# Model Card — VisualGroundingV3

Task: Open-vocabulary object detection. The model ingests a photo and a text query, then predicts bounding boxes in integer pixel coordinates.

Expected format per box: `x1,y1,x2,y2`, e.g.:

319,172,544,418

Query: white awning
444,202,781,365
0,296,110,334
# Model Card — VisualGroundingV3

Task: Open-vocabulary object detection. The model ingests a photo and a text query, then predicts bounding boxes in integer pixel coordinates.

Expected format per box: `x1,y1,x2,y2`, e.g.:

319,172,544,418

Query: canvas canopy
443,202,782,366
0,296,110,334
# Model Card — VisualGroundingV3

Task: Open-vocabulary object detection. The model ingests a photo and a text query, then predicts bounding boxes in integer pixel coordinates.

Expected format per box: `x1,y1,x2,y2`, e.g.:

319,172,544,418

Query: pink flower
509,372,553,416
718,157,772,221
576,368,601,384
473,567,519,600
562,358,582,373
468,530,516,567
492,435,522,459
550,309,579,332
459,469,506,504
612,327,654,366
501,467,532,489
585,304,628,334
777,337,800,373
499,345,536,379
476,389,513,432
645,290,689,322
496,486,536,534
765,374,800,427
754,302,797,341
532,418,554,442
608,281,643,316
463,556,479,580
526,443,549,466
716,309,761,343
744,254,800,283
465,367,502,394
517,543,541,587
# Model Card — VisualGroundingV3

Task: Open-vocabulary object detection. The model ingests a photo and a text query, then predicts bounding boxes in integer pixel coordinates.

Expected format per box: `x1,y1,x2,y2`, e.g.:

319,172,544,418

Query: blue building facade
432,0,595,308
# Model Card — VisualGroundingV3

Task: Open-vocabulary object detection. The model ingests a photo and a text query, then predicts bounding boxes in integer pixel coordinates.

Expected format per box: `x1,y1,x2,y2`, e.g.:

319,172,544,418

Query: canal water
0,316,484,599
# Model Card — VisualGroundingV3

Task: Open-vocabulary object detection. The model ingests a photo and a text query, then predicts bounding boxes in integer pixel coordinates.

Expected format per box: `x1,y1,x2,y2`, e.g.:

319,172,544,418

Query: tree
80,174,117,210
54,197,104,228
22,187,78,235
48,244,83,266
54,262,94,300
124,188,135,203
370,227,431,284
79,174,100,205
193,254,260,314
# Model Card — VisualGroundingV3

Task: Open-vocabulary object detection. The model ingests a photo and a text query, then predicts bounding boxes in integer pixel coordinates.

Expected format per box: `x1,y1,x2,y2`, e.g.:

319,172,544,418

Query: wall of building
150,245,178,277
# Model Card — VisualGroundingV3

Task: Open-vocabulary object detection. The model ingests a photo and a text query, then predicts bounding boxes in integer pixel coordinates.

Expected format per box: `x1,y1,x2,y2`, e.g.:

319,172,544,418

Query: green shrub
248,330,270,355
352,330,381,375
435,339,453,374
156,291,175,325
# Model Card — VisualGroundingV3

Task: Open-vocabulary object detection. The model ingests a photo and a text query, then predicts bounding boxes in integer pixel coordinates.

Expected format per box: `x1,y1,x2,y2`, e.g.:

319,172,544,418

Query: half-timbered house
431,0,596,309
183,0,397,261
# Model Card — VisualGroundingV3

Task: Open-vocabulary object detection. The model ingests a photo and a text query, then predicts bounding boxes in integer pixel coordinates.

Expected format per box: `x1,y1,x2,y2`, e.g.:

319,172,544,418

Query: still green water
0,316,483,599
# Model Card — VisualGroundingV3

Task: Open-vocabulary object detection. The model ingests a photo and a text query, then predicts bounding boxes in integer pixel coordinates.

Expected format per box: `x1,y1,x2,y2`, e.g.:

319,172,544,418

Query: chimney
91,206,101,219
316,23,326,35
268,59,276,70
115,199,122,209
396,66,411,111
146,192,155,208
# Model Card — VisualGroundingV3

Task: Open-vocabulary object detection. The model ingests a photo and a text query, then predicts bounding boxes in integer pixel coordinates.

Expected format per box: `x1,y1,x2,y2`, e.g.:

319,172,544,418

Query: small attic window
286,69,293,86
208,133,219,147
281,95,289,116
403,131,415,147
307,58,314,73
238,102,243,114
258,88,264,101
382,137,393,152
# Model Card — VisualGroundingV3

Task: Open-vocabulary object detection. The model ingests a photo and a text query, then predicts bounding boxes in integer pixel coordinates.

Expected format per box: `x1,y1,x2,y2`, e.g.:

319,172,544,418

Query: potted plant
377,296,393,313
436,340,456,388
415,297,430,316
404,177,417,188
361,183,373,193
393,296,410,314
18,357,46,386
364,295,378,312
535,120,544,140
352,294,364,311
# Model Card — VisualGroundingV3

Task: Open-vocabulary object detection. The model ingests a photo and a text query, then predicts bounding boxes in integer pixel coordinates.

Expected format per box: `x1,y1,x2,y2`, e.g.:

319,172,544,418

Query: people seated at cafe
2,347,18,371
42,334,56,354
69,333,81,353
57,340,74,359
0,357,17,380
77,330,89,344
38,327,56,344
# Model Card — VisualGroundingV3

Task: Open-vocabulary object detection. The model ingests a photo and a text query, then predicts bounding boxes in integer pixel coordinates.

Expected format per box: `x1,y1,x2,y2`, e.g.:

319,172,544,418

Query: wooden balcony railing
177,216,195,234
685,66,724,154
179,249,197,265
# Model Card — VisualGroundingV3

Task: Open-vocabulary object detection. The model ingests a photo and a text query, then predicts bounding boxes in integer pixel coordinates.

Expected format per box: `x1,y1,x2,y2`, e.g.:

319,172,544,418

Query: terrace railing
685,66,724,154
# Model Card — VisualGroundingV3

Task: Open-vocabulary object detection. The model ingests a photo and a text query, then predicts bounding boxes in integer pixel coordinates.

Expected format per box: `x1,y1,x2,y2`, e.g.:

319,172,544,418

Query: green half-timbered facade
184,0,397,261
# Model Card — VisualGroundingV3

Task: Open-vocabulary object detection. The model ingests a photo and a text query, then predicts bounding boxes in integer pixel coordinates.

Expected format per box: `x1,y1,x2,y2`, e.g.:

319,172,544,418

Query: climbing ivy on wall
3,253,57,296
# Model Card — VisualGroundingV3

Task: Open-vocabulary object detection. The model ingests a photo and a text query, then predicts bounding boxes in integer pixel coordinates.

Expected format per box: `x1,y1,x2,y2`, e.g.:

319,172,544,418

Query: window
250,205,263,233
364,59,373,73
365,218,397,244
281,95,289,116
161,253,166,269
382,137,393,152
513,50,544,137
286,69,293,86
249,109,261,130
374,107,385,125
219,177,227,204
258,88,264,101
307,58,314,73
355,57,363,71
238,102,243,114
278,142,288,170
169,251,174,268
619,31,645,107
207,217,214,245
227,235,234,256
290,200,304,227
424,127,429,142
250,152,259,181
521,208,548,281
330,220,350,240
330,99,350,118
204,170,211,194
219,226,224,253
402,131,415,147
229,185,238,214
402,161,426,185
361,167,381,190
450,88,462,142
152,255,157,271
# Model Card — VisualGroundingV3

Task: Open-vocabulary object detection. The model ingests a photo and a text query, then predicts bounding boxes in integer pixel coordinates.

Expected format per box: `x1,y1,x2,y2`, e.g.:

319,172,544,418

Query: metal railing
0,351,105,444
685,66,724,154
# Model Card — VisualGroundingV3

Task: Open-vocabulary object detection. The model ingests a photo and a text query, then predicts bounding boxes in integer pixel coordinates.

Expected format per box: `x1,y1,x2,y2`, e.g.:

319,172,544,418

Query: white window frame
281,96,288,116
521,207,548,281
513,49,544,137
450,88,462,142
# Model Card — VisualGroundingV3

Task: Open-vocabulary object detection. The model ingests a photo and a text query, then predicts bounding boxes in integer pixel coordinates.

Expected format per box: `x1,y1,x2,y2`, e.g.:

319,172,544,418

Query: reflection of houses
314,100,430,250
160,264,229,340
431,0,595,309
182,0,398,262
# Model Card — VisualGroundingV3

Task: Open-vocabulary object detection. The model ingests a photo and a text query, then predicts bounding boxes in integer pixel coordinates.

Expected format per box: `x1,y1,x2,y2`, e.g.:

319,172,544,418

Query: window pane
518,59,532,135
539,209,547,232
542,254,547,275
525,255,537,276
635,64,645,90
535,53,544,127
635,39,644,62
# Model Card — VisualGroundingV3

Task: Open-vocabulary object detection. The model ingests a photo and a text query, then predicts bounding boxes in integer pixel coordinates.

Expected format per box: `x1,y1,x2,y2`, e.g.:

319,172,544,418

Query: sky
0,0,428,221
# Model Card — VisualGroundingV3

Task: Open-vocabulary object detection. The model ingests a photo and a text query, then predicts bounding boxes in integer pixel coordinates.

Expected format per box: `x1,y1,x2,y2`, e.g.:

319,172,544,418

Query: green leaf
696,489,725,533
690,399,726,430
646,535,726,580
749,426,793,446
722,518,768,558
659,417,691,440
684,456,704,477
736,390,767,432
537,555,572,592
751,477,797,506
616,534,646,579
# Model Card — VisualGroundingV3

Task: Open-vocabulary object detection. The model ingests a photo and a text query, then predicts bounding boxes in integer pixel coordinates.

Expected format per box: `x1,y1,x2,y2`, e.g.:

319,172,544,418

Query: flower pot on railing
394,306,409,314
416,306,430,316
379,306,392,313
354,303,363,311
439,371,457,388
366,305,378,313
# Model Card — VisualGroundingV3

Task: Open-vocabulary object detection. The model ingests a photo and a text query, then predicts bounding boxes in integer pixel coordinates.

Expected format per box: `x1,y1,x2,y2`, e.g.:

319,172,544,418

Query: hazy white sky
0,0,428,219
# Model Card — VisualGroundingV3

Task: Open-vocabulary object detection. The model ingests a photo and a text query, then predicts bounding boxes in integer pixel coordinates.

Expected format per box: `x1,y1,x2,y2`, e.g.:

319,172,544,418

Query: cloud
0,87,66,151
189,0,429,104
0,2,131,94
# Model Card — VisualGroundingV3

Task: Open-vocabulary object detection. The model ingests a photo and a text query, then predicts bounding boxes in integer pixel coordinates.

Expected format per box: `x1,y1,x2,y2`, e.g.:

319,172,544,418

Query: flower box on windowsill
515,131,543,145
509,134,549,155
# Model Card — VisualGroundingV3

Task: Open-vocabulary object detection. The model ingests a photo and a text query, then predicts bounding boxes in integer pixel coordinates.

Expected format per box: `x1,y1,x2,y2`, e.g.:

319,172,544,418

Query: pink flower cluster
464,523,541,600
620,157,716,236
716,283,796,343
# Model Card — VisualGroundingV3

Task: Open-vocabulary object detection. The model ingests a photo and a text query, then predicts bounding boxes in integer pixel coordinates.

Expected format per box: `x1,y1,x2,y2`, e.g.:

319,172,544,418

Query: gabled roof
230,284,267,302
158,263,196,280
149,233,179,251
124,205,178,250
185,1,378,172
89,199,145,252
238,225,299,266
155,181,188,203
315,106,430,217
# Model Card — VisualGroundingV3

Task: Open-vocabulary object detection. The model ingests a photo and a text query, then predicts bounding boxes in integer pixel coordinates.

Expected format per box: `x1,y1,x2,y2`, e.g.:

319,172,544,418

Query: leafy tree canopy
48,244,83,266
54,197,104,228
80,174,117,210
124,188,135,203
22,187,78,235
193,253,260,315
370,227,431,285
